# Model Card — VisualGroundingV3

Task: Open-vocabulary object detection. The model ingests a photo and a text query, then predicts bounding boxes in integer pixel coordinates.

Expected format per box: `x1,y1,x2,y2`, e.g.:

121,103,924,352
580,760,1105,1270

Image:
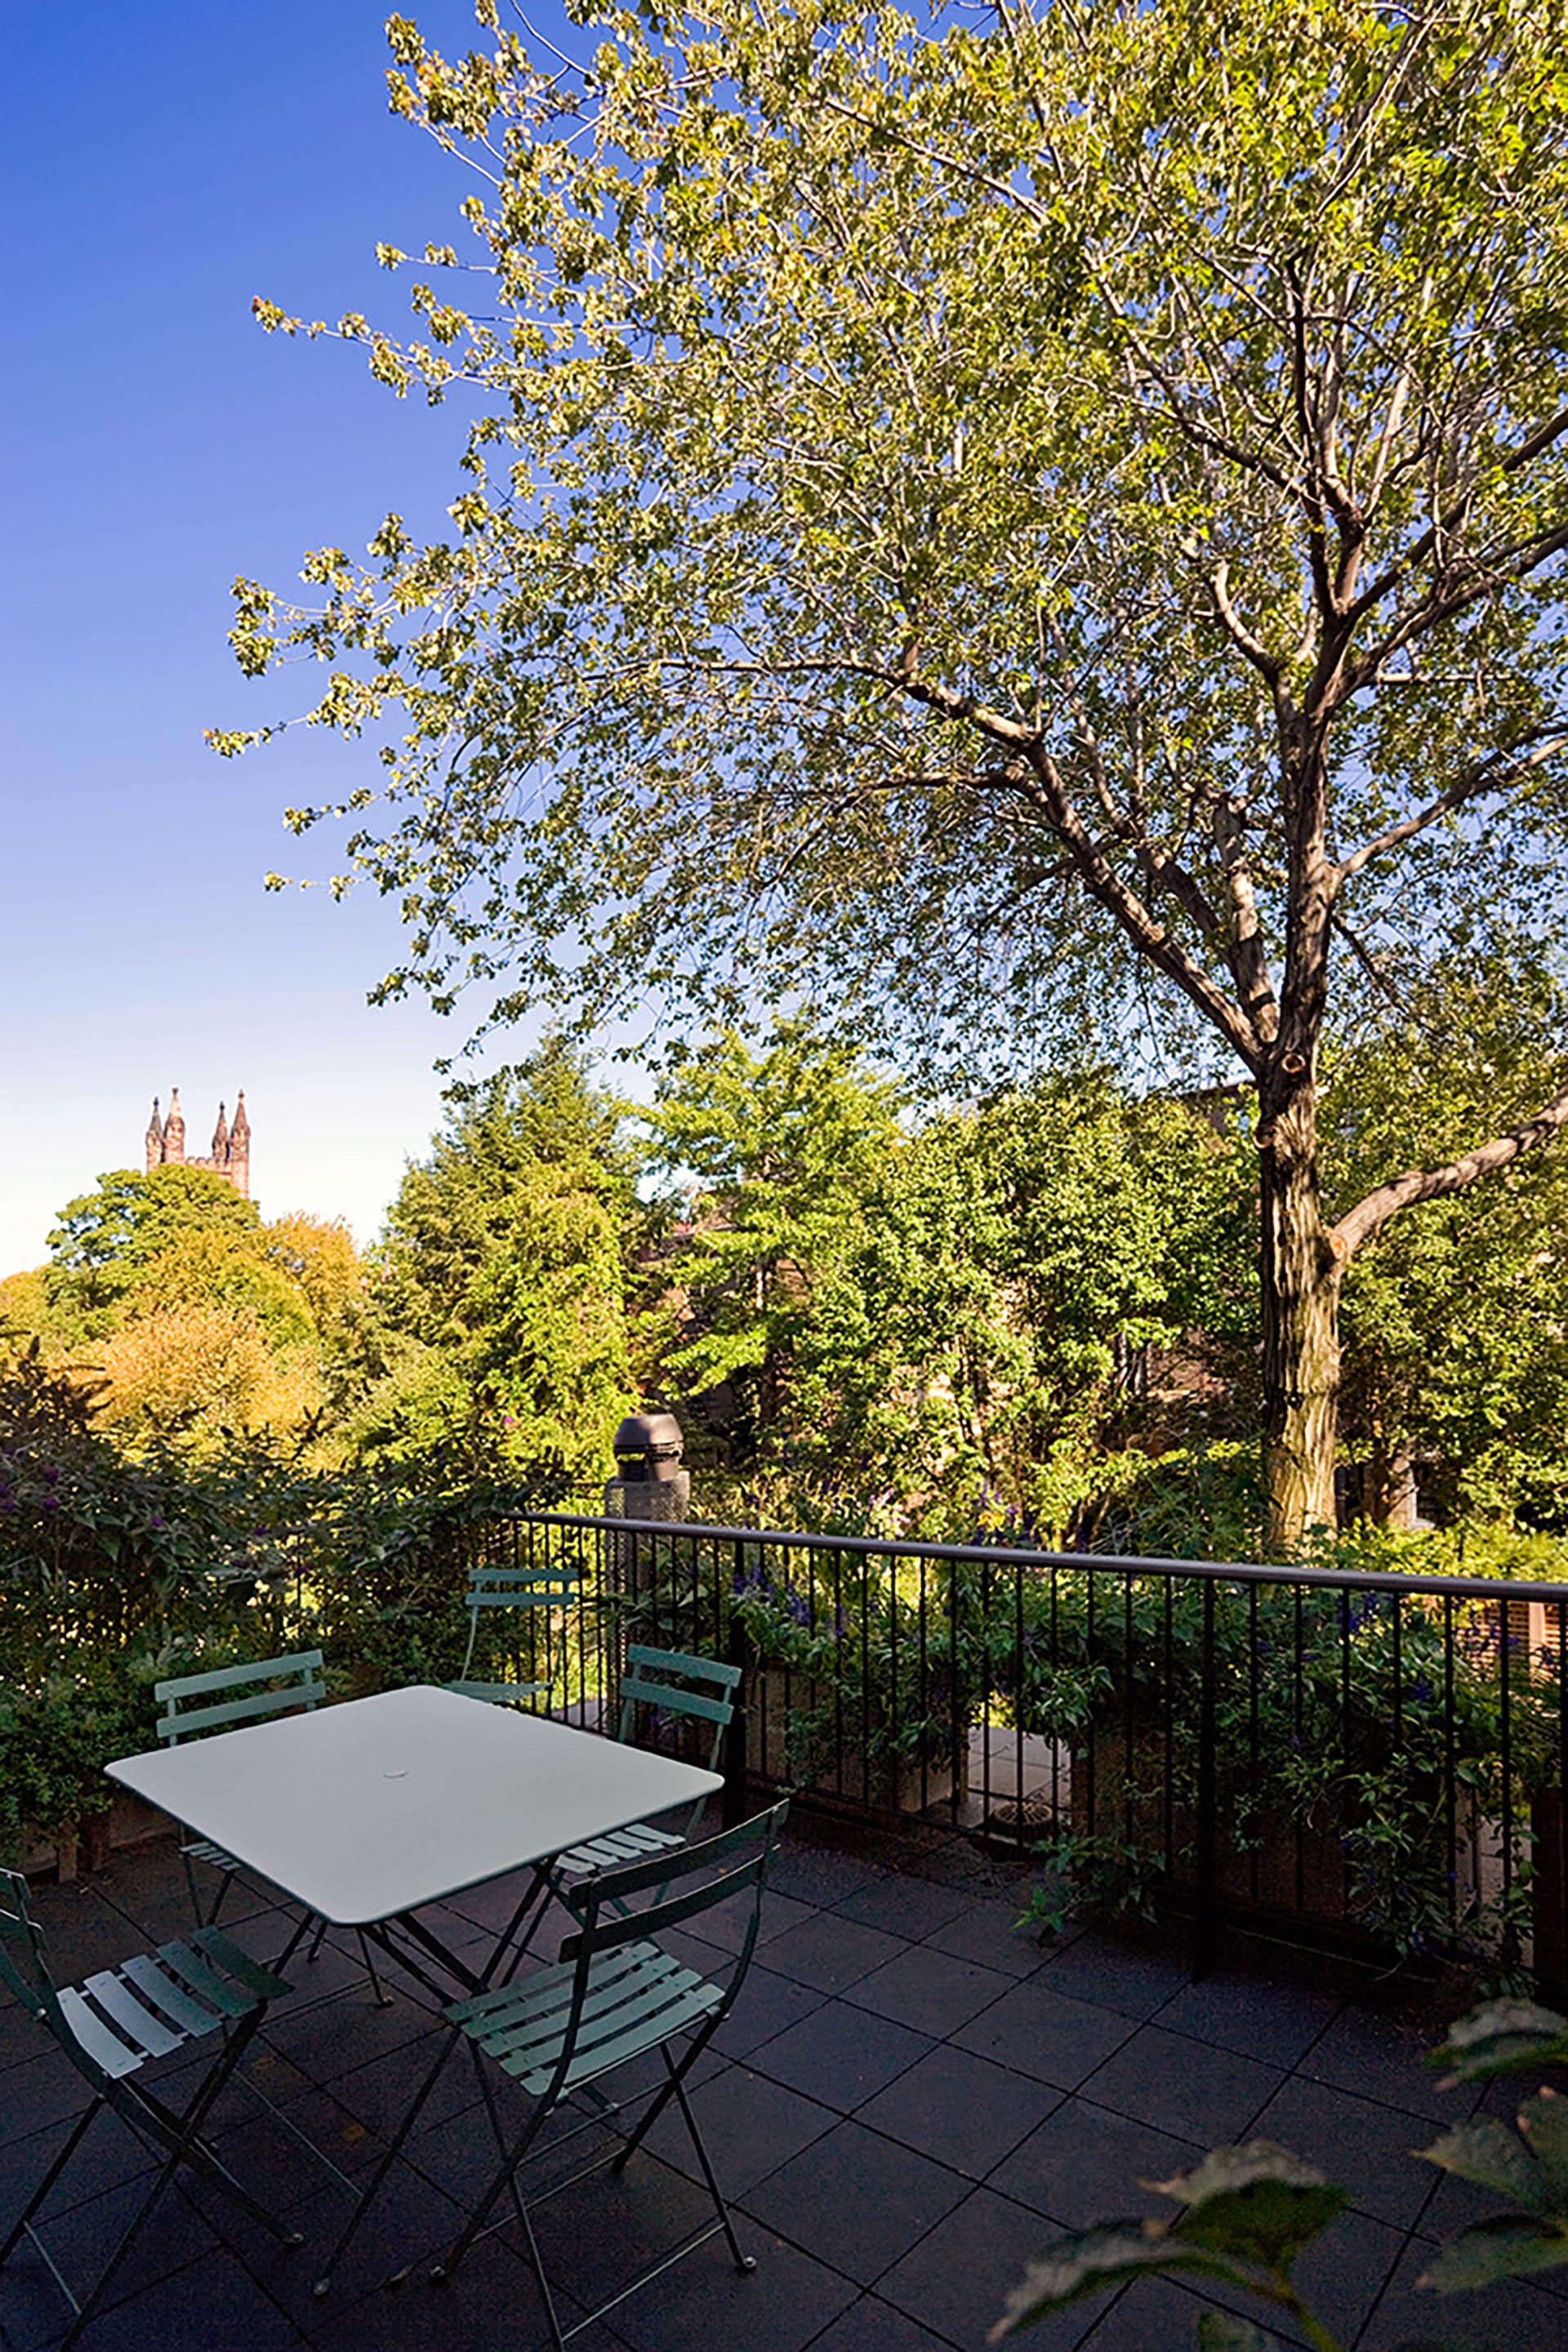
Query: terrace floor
4,1814,1567,2352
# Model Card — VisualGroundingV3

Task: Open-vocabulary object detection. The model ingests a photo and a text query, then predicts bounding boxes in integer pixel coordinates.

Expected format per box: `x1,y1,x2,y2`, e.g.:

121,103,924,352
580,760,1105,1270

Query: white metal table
107,1684,724,1994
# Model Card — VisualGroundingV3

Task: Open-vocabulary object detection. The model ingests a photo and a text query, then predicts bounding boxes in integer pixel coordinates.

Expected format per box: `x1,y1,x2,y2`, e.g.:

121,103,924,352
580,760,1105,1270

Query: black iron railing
473,1510,1568,1990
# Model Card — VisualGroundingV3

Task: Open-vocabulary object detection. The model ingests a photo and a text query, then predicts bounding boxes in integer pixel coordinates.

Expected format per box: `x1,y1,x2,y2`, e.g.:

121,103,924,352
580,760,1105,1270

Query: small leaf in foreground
1149,2141,1345,2270
1419,2216,1568,2292
1417,2118,1548,2208
1431,2002,1568,2085
1196,2314,1284,2351
989,2224,1236,2338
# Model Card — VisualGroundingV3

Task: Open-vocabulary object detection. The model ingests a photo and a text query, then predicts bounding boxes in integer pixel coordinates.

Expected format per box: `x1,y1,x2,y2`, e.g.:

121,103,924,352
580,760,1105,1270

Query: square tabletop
107,1685,724,1927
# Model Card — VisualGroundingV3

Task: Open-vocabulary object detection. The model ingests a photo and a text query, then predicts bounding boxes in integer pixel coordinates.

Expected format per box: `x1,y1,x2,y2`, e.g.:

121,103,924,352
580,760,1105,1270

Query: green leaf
1418,2216,1568,2292
1417,2118,1549,2209
1196,2316,1285,2352
1431,2001,1568,2085
1151,2142,1346,2270
1519,2089,1568,2212
989,2225,1243,2339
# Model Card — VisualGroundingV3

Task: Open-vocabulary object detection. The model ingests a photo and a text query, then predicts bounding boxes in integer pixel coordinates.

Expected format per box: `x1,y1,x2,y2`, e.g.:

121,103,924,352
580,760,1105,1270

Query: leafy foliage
363,1042,637,1484
223,0,1568,1542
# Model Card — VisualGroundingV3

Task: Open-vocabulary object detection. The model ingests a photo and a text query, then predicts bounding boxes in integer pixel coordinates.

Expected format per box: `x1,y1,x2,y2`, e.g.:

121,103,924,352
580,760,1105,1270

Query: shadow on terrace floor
3,1813,1566,2352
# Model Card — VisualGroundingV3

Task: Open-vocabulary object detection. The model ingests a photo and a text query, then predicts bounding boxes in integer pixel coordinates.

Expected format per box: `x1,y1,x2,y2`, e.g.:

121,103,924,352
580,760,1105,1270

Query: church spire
145,1095,164,1173
212,1101,230,1159
163,1088,186,1163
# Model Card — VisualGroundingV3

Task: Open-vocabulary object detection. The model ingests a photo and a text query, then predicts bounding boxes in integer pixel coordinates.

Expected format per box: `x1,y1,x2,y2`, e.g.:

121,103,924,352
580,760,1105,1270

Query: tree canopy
222,0,1568,1543
361,1044,636,1479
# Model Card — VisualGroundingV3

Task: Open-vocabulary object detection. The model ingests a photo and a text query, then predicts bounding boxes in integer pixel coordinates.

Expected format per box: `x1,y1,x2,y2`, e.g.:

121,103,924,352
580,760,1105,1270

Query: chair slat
121,1952,219,2038
618,1675,733,1728
487,1959,710,2081
154,1651,324,1704
81,1971,185,2060
57,1987,147,2079
157,1680,324,1741
626,1646,742,1688
155,1941,254,2020
552,1984,723,2092
194,1929,292,2005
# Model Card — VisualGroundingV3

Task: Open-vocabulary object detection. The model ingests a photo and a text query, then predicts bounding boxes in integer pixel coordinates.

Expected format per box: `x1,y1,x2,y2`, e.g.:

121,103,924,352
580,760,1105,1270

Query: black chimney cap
612,1411,684,1463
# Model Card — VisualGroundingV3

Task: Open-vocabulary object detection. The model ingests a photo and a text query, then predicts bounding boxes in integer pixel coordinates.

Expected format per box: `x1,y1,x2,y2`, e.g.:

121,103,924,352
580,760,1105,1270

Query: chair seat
554,1820,684,1876
181,1838,241,1874
449,1939,723,2098
59,1930,292,2082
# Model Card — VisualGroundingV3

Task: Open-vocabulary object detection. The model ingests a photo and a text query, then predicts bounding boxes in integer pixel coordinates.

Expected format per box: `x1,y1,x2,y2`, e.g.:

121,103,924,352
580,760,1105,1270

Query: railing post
1192,1576,1218,1982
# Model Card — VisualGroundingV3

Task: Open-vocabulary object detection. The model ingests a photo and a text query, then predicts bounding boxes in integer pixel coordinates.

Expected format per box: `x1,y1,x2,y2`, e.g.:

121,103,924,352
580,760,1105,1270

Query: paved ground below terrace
3,1815,1567,2352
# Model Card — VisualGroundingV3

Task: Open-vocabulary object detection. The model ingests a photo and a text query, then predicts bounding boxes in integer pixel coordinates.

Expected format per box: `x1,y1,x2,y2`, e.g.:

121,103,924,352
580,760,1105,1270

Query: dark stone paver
706,1961,825,2060
858,2045,1061,2179
806,2292,954,2349
1299,2007,1469,2124
1360,2231,1568,2350
763,1912,909,1994
986,2098,1202,2230
950,1978,1137,2090
1035,1933,1192,2021
2,1811,1545,2352
1250,2074,1443,2230
746,2002,935,2112
831,1876,975,1943
742,2118,970,2284
639,2062,836,2197
876,2183,1102,2350
1080,2021,1283,2141
1152,1970,1339,2067
922,1897,1053,1979
842,1945,1013,2038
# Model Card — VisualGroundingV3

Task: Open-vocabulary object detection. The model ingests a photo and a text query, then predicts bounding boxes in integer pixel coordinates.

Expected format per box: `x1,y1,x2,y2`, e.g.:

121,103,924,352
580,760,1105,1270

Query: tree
370,1046,636,1481
35,1169,364,1452
1328,955,1568,1528
650,1021,905,1434
221,0,1568,1546
47,1168,261,1334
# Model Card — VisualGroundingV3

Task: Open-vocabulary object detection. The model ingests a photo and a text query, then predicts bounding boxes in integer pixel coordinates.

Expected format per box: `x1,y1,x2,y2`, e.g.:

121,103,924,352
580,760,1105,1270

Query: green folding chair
312,1801,789,2345
154,1650,390,2005
448,1558,581,1708
0,1867,303,2347
552,1646,741,1882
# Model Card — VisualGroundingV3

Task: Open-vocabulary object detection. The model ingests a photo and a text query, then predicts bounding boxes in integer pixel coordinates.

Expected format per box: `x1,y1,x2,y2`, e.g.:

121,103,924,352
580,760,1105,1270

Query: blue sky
2,1,584,1272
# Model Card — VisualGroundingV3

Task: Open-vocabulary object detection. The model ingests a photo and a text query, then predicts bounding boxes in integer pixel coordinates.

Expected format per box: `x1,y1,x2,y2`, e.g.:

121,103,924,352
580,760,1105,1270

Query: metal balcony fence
463,1510,1568,1993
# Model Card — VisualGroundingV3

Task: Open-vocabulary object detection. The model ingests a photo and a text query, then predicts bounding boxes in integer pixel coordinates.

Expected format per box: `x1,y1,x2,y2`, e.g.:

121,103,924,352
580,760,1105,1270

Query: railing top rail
512,1510,1568,1608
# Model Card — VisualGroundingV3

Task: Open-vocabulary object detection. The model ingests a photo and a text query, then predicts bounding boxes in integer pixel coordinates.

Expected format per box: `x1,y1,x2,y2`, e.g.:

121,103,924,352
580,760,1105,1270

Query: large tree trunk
1258,1076,1341,1552
1365,1439,1419,1530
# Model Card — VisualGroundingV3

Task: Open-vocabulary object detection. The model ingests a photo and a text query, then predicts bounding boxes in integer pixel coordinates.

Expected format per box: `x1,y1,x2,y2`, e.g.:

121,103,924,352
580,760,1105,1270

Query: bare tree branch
1332,727,1568,887
1329,1071,1568,1260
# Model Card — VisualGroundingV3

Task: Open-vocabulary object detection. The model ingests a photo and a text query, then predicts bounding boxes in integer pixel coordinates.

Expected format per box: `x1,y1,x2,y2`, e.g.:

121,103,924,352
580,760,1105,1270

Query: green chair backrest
616,1646,742,1773
154,1650,327,1744
457,1562,580,1693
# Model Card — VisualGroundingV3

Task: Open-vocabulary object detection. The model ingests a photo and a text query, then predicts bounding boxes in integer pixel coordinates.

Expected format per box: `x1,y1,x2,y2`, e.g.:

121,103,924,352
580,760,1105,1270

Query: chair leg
312,2021,463,2296
427,2096,554,2293
662,2058,754,2273
0,2102,100,2269
355,1931,393,2007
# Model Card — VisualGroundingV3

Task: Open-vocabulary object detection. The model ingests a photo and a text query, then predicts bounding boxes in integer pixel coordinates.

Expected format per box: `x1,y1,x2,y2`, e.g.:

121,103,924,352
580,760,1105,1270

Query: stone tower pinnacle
139,1087,252,1199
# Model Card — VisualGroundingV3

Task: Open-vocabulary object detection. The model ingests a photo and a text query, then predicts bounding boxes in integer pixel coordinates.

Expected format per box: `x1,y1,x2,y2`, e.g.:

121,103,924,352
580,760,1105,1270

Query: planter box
746,1667,958,1815
19,1790,169,1884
